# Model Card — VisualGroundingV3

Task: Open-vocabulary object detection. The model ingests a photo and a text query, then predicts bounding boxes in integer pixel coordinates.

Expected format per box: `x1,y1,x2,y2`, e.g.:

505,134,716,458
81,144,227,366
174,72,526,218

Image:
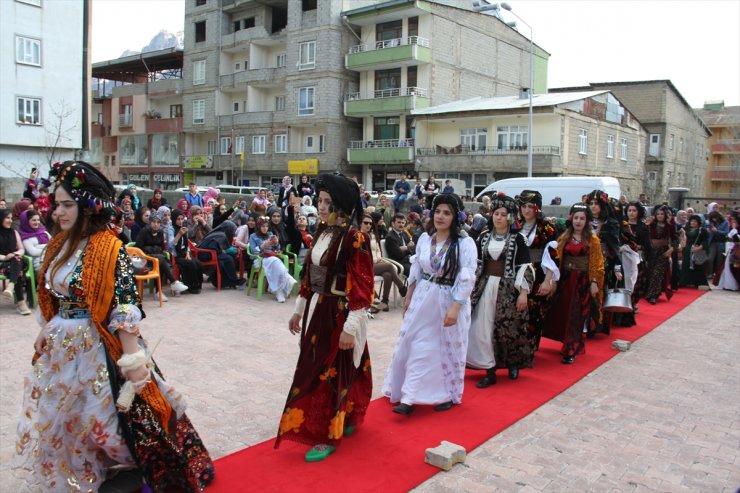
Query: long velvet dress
14,231,214,493
543,236,605,358
613,220,649,327
645,221,677,301
467,232,535,371
592,218,621,336
275,226,374,449
679,227,709,288
383,233,477,406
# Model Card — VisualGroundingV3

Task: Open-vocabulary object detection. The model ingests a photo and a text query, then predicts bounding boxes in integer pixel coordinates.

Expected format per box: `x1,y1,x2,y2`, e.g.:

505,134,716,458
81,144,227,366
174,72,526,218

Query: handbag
691,232,707,266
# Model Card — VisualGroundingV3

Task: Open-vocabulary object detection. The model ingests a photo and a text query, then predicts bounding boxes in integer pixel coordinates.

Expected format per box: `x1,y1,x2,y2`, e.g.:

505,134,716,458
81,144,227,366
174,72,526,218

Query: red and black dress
645,221,676,302
275,226,374,449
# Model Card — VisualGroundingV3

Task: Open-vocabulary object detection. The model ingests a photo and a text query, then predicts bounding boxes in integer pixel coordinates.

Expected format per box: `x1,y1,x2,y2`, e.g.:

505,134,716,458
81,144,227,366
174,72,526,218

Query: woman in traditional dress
611,200,644,327
716,213,739,291
679,214,709,288
585,190,622,336
467,193,534,387
542,204,605,364
276,173,374,463
383,193,477,413
514,190,559,352
644,205,677,304
618,201,651,321
14,160,214,492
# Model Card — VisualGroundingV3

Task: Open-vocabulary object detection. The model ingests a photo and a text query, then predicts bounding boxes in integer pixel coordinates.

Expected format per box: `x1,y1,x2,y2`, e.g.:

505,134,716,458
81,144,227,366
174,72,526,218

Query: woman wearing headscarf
610,200,644,327
18,209,51,274
300,194,319,233
585,190,622,336
622,201,651,313
170,209,203,294
278,175,297,208
679,214,709,288
14,161,214,492
146,188,168,211
644,205,677,304
267,205,290,248
383,193,477,414
1,208,31,315
175,196,191,218
129,206,150,243
514,190,559,351
716,213,739,291
276,173,374,462
467,193,534,387
705,202,729,281
248,215,296,302
543,204,605,364
119,184,141,210
134,212,188,301
197,219,244,289
187,205,211,244
154,205,173,248
11,198,34,230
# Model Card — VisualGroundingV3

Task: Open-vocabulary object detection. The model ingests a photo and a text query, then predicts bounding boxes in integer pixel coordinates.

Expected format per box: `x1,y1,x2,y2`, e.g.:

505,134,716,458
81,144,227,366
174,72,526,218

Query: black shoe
476,368,497,388
648,298,656,305
434,401,453,412
398,284,408,297
508,367,519,380
392,403,414,415
561,356,575,364
187,288,201,295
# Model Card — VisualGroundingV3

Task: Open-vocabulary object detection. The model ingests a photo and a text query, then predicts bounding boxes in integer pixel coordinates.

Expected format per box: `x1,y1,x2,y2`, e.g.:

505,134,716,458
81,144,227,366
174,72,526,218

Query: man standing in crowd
185,182,204,208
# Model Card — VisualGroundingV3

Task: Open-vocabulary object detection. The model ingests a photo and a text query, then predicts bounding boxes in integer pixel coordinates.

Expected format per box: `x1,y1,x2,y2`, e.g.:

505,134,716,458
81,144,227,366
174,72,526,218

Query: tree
41,99,77,173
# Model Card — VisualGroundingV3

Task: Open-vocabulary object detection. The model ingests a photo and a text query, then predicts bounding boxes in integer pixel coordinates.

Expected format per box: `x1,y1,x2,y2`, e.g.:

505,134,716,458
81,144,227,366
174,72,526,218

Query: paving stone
424,441,466,471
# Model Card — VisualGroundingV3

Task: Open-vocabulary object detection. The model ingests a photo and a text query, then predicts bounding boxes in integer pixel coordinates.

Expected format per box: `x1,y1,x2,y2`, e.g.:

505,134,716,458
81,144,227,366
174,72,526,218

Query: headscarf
301,195,313,207
314,172,363,225
127,184,140,210
50,161,118,216
688,214,703,228
266,206,282,219
188,204,202,218
149,188,164,210
675,210,688,226
171,208,185,226
12,198,33,221
199,219,236,250
176,197,191,217
155,205,171,223
19,209,50,245
0,209,18,255
707,202,718,215
282,175,292,188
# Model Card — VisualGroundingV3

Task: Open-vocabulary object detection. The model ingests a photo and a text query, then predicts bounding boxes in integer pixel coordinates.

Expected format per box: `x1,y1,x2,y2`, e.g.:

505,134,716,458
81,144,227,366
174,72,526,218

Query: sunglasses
362,220,373,226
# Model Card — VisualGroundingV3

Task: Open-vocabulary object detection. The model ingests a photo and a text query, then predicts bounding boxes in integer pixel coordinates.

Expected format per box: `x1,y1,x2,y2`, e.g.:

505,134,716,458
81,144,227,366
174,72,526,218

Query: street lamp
501,2,534,177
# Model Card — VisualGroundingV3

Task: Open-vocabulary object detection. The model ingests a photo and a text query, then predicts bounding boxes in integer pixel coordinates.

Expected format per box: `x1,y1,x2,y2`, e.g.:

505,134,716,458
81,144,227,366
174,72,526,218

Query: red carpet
203,289,704,493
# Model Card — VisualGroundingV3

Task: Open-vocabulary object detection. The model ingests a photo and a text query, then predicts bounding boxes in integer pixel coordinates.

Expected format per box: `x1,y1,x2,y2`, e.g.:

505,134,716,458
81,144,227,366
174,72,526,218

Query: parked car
475,176,621,205
113,184,153,195
174,186,211,194
215,185,263,196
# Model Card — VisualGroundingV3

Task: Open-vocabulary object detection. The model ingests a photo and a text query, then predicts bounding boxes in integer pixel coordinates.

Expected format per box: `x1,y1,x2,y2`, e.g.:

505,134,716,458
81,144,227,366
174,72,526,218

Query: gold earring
328,212,337,224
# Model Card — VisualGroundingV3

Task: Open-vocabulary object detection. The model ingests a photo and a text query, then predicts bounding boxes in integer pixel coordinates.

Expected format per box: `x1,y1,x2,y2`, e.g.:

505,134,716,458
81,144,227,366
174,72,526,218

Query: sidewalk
0,288,737,492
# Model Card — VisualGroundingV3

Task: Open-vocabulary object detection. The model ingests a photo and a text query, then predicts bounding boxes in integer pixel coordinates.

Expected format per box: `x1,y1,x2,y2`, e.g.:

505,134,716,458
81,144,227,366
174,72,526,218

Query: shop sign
287,159,319,175
153,173,180,182
184,155,214,169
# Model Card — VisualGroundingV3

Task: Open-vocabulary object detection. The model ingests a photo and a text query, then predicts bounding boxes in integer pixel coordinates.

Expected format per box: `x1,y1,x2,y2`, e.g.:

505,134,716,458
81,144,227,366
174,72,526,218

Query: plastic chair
284,244,303,294
0,255,37,308
189,240,221,290
246,244,289,301
125,246,162,307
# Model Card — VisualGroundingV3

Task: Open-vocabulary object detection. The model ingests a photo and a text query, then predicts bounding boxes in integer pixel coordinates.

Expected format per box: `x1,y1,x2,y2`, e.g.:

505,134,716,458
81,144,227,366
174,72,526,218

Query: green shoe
343,424,356,437
304,444,336,462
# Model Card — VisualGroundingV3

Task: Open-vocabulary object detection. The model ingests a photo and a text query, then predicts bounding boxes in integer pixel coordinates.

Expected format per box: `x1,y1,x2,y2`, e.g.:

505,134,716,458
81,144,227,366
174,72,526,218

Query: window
17,97,41,124
119,135,147,165
15,36,41,66
275,134,287,153
298,41,315,70
194,21,206,43
669,134,674,150
460,128,487,152
302,0,317,11
235,136,245,155
606,134,614,158
299,87,314,115
195,0,206,6
233,101,240,113
620,138,627,161
207,140,217,155
233,21,241,32
275,95,286,111
276,53,286,68
496,125,528,150
374,117,399,141
120,104,132,128
244,17,255,29
193,99,205,124
193,60,206,85
170,104,183,118
649,134,660,157
252,135,266,154
578,129,588,155
97,113,104,124
152,134,179,166
375,68,401,92
220,137,232,155
235,62,241,71
319,134,326,153
305,135,315,152
679,138,684,154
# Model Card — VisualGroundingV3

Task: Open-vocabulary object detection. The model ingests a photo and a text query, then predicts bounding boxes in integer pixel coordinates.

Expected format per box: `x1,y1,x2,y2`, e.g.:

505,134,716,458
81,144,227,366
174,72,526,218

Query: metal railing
349,138,414,149
345,87,428,101
119,114,132,127
349,36,430,54
415,145,560,156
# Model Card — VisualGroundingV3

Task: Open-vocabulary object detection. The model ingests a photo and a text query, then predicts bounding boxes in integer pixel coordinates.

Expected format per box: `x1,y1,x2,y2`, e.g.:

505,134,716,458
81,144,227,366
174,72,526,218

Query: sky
91,0,740,108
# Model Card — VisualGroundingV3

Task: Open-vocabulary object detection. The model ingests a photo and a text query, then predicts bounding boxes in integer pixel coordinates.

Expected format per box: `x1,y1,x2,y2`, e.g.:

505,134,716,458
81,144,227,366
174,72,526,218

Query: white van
476,176,621,206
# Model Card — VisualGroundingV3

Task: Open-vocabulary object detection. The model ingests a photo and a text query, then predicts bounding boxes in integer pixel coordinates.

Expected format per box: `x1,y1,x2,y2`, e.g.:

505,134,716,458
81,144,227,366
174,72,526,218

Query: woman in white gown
248,216,296,302
383,193,477,414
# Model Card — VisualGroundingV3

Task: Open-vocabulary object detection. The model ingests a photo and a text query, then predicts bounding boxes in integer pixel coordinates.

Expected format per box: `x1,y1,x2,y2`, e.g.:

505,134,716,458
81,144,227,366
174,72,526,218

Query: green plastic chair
246,244,289,300
0,255,37,308
284,244,303,294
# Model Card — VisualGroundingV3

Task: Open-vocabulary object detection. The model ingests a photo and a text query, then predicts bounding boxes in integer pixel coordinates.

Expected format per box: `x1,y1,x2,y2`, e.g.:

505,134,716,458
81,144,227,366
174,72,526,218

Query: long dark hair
430,194,464,279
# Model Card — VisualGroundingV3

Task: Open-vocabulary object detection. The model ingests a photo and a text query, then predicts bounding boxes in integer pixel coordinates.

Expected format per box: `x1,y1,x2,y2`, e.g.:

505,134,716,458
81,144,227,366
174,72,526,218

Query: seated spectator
187,205,211,244
376,194,393,228
300,195,318,232
233,211,253,275
213,198,241,229
370,211,388,239
175,197,191,218
170,209,203,294
129,206,150,242
267,206,290,248
442,179,454,194
248,217,295,302
550,196,562,205
1,208,31,315
147,188,168,210
406,211,425,244
154,205,173,249
250,189,269,215
197,220,245,290
362,212,406,313
134,214,188,300
392,174,411,212
385,213,414,276
19,209,51,274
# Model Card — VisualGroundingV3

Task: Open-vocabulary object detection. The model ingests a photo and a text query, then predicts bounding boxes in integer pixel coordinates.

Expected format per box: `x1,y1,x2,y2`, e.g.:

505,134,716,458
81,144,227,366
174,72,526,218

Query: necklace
493,230,508,241
430,234,452,271
572,235,582,244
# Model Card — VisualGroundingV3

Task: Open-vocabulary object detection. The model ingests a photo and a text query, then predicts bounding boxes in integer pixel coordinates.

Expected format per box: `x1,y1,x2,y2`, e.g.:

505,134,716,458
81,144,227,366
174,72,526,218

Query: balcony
119,114,132,127
220,66,287,90
415,145,562,174
344,87,430,117
710,166,740,181
346,36,431,71
146,117,183,134
347,139,414,164
221,26,272,50
218,111,286,127
711,140,740,154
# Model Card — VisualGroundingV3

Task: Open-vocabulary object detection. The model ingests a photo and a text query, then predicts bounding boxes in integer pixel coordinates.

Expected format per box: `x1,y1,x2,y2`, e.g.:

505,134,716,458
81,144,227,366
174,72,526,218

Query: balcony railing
349,139,414,149
346,87,428,100
711,140,740,154
349,36,430,54
416,145,560,156
119,114,132,127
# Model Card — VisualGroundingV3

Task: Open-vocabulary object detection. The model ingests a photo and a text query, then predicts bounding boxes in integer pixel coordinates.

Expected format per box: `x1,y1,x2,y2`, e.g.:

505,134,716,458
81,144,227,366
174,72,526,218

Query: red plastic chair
188,239,221,290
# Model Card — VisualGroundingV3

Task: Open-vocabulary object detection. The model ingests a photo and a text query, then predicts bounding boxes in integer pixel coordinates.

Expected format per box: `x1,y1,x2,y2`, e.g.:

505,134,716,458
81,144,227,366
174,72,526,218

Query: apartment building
695,101,739,208
181,0,363,190
341,0,550,192
91,48,185,189
552,80,712,204
0,0,89,196
412,91,647,198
